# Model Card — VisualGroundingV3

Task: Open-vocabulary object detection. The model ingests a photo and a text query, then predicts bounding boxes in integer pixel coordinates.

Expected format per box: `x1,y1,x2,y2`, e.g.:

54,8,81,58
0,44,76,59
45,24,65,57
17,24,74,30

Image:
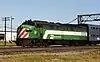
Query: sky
0,0,100,30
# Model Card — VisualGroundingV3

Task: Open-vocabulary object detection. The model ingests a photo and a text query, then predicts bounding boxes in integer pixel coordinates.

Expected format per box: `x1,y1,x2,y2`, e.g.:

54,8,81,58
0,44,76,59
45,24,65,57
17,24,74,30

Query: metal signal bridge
78,13,100,24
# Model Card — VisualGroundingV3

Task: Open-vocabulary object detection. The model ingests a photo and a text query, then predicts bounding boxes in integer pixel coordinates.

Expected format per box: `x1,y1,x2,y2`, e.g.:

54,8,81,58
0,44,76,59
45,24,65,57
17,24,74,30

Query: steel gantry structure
77,13,100,24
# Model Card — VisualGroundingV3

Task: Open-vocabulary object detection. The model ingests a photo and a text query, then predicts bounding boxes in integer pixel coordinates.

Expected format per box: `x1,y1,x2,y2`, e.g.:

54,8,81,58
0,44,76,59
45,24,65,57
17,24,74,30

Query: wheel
36,43,41,47
16,40,22,46
62,44,66,47
22,42,25,47
44,43,49,47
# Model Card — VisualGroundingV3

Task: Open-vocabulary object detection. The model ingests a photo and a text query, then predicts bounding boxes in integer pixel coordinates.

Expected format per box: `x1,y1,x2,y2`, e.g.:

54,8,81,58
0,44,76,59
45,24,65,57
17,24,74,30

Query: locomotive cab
16,20,46,47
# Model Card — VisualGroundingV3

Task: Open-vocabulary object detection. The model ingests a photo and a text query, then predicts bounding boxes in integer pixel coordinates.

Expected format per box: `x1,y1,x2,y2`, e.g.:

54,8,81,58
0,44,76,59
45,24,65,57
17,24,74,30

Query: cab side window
26,30,32,32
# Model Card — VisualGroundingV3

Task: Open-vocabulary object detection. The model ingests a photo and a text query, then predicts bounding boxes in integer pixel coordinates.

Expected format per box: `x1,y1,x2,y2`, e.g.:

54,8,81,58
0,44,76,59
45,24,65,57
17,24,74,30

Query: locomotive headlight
34,31,37,34
97,37,100,40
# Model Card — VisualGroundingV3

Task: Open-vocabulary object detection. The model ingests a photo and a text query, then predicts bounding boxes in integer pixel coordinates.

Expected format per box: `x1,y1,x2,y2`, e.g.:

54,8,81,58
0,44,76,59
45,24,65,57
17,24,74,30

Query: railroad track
0,46,99,53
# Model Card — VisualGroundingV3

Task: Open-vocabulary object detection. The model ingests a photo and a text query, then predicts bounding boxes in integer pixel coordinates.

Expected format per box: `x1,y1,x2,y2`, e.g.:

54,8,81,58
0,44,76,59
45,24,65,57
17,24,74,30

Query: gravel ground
0,49,97,58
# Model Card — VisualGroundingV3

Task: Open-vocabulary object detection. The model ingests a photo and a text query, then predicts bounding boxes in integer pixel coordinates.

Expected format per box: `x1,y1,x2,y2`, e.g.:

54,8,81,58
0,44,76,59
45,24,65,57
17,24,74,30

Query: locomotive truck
16,19,100,47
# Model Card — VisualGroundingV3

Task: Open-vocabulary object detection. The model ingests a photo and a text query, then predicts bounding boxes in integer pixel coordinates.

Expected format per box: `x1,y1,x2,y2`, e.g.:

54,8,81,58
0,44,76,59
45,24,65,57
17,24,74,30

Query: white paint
18,28,26,37
20,32,28,38
18,28,29,38
50,35,54,39
43,30,87,39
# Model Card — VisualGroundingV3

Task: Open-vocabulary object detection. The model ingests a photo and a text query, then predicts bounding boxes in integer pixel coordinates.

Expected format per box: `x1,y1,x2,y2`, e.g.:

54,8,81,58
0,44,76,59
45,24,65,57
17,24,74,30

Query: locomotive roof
21,20,88,27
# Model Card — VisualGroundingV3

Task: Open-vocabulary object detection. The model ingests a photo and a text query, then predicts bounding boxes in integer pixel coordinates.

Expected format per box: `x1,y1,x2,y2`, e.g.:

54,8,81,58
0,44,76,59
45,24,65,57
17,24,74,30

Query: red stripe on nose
23,33,28,38
19,28,27,37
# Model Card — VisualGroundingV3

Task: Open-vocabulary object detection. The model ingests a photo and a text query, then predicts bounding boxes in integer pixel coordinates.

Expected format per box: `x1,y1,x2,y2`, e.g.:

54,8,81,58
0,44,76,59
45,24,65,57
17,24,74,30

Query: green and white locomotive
16,19,93,47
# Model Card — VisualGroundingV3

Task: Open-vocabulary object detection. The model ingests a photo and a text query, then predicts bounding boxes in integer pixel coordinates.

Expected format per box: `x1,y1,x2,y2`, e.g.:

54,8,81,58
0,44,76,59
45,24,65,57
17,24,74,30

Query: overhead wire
66,18,78,24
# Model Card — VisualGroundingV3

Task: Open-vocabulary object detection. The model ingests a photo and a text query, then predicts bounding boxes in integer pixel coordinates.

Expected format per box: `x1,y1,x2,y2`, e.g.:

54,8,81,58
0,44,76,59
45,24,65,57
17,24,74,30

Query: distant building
0,34,4,40
0,27,16,41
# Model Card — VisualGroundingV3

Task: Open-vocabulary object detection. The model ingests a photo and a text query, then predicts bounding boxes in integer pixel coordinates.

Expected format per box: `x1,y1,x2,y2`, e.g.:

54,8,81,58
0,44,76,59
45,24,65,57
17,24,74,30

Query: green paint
47,34,87,40
21,25,46,39
19,25,87,40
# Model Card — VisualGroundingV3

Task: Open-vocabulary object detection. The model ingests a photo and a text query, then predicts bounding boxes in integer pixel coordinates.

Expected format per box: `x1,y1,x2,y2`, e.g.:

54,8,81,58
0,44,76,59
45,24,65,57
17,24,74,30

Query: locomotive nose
18,28,29,38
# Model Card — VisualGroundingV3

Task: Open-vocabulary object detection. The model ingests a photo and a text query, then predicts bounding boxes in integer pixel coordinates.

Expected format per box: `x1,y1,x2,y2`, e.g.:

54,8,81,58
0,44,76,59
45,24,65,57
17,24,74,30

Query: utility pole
2,17,10,46
11,16,14,41
5,17,6,46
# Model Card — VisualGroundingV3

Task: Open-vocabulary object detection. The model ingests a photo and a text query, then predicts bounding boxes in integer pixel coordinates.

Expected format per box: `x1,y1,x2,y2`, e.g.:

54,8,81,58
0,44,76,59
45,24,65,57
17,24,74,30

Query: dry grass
0,49,100,62
0,41,16,46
